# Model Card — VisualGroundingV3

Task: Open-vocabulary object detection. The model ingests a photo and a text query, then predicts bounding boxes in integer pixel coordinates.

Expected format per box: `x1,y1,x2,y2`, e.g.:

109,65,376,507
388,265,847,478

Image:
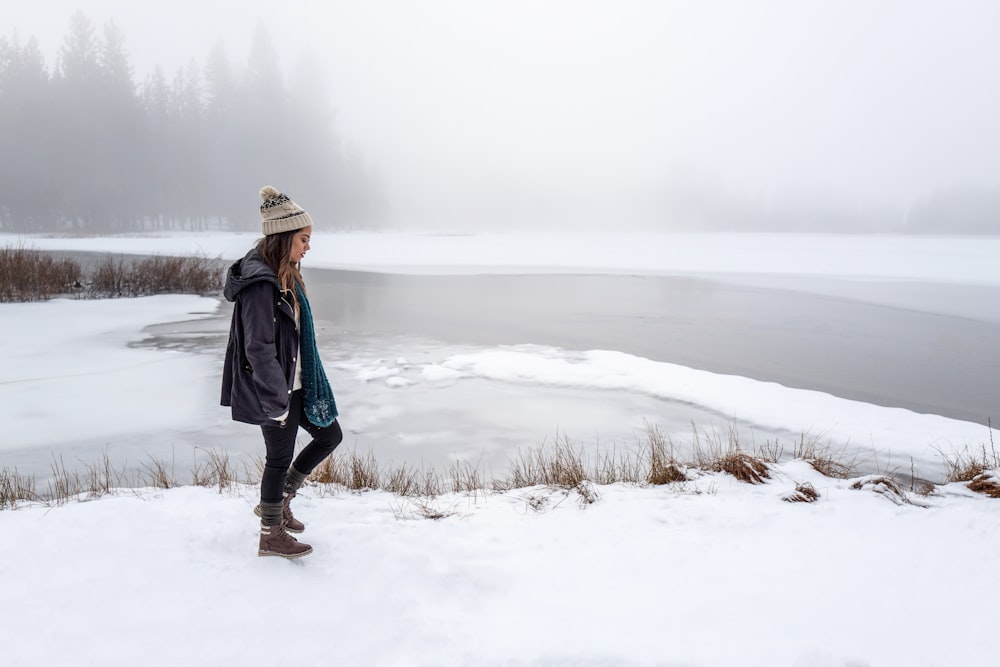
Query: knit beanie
260,186,313,236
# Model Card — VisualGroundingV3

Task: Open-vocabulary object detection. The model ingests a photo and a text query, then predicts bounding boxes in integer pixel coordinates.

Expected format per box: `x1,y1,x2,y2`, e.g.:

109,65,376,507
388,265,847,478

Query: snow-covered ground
3,469,999,666
3,231,1000,666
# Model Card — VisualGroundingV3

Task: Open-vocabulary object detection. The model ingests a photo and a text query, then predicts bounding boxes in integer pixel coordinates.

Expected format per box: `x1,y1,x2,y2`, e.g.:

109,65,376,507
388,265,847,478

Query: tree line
0,12,381,233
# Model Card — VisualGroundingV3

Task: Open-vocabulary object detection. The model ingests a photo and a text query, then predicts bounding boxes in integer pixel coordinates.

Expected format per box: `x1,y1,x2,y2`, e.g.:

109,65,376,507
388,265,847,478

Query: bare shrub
0,468,37,509
756,439,784,463
0,246,82,302
88,253,222,298
782,482,819,503
88,256,132,297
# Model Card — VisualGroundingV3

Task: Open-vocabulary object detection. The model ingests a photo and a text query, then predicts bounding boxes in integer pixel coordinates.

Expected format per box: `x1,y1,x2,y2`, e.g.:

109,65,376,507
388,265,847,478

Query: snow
0,295,221,451
3,471,999,666
3,231,1000,666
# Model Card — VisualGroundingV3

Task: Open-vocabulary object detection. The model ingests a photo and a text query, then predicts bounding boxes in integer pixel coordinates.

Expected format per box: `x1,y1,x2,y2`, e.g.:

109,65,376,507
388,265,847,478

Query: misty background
3,0,1000,234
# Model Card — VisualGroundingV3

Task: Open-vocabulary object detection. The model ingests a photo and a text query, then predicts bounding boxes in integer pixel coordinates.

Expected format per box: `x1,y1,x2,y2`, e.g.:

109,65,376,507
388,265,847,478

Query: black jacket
220,248,299,425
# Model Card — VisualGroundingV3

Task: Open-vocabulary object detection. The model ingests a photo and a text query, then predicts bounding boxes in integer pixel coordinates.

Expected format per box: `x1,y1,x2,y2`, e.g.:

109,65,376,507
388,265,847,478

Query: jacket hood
223,248,279,302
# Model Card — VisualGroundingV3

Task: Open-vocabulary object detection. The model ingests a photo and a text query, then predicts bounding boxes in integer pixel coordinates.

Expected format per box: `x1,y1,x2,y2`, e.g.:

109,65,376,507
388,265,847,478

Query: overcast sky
7,0,1000,228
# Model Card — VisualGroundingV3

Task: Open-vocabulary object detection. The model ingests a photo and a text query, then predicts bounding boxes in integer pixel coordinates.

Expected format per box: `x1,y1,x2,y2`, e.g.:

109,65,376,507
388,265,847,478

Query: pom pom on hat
258,185,313,235
260,185,282,202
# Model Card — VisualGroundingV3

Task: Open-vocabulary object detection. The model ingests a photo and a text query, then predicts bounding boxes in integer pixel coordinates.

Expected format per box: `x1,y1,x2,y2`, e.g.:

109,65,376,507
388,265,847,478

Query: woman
221,186,342,559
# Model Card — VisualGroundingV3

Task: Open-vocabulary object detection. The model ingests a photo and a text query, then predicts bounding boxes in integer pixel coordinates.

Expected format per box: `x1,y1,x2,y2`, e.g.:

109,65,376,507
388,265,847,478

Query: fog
5,0,1000,232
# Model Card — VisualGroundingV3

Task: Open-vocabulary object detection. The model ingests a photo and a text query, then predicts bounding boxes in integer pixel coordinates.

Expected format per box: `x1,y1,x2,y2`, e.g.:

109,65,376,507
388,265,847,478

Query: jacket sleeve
239,281,290,419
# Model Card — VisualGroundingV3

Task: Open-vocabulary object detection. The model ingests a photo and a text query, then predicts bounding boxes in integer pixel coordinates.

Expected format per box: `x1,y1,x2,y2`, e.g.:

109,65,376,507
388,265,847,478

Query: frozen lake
300,267,1000,426
122,266,1000,483
4,233,999,485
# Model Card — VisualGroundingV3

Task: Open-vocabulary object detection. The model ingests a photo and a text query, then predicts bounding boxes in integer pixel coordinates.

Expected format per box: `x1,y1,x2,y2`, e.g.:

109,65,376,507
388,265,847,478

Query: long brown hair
256,231,305,302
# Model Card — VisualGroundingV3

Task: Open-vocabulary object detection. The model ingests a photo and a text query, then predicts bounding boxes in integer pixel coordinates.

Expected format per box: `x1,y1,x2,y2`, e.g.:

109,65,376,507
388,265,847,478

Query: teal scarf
296,284,338,427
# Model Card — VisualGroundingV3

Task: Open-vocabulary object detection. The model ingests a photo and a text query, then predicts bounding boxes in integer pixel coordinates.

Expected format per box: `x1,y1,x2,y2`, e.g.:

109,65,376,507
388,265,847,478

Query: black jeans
260,390,343,503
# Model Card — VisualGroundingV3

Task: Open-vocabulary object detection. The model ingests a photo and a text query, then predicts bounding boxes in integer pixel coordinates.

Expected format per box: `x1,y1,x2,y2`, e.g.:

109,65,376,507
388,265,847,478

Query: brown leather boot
257,521,312,559
253,492,305,534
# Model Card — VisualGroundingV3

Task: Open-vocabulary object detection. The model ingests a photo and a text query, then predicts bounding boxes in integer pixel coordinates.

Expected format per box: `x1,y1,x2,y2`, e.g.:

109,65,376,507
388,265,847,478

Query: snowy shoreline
5,230,1000,284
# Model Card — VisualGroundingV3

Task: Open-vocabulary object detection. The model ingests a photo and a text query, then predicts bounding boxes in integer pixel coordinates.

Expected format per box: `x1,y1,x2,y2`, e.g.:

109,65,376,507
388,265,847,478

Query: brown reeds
0,246,82,302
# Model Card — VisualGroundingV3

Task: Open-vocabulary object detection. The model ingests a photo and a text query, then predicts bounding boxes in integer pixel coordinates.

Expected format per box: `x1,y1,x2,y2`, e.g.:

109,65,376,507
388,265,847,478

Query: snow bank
423,346,997,478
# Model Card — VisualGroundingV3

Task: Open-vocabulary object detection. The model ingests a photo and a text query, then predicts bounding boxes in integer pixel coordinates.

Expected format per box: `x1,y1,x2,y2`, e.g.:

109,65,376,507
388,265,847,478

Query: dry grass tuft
688,423,769,484
938,444,1000,483
967,471,1000,498
308,456,342,485
346,451,381,491
645,423,688,485
850,474,916,506
47,455,83,504
502,437,591,492
449,460,485,496
82,448,127,497
0,468,37,509
306,450,382,491
782,482,819,503
385,464,442,498
715,450,770,484
138,455,177,489
793,435,857,479
941,449,996,483
936,421,1000,484
390,497,458,521
191,448,241,492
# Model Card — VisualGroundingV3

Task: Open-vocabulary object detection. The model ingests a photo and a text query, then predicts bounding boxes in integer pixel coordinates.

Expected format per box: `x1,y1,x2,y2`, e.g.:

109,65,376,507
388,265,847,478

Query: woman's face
289,226,312,264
